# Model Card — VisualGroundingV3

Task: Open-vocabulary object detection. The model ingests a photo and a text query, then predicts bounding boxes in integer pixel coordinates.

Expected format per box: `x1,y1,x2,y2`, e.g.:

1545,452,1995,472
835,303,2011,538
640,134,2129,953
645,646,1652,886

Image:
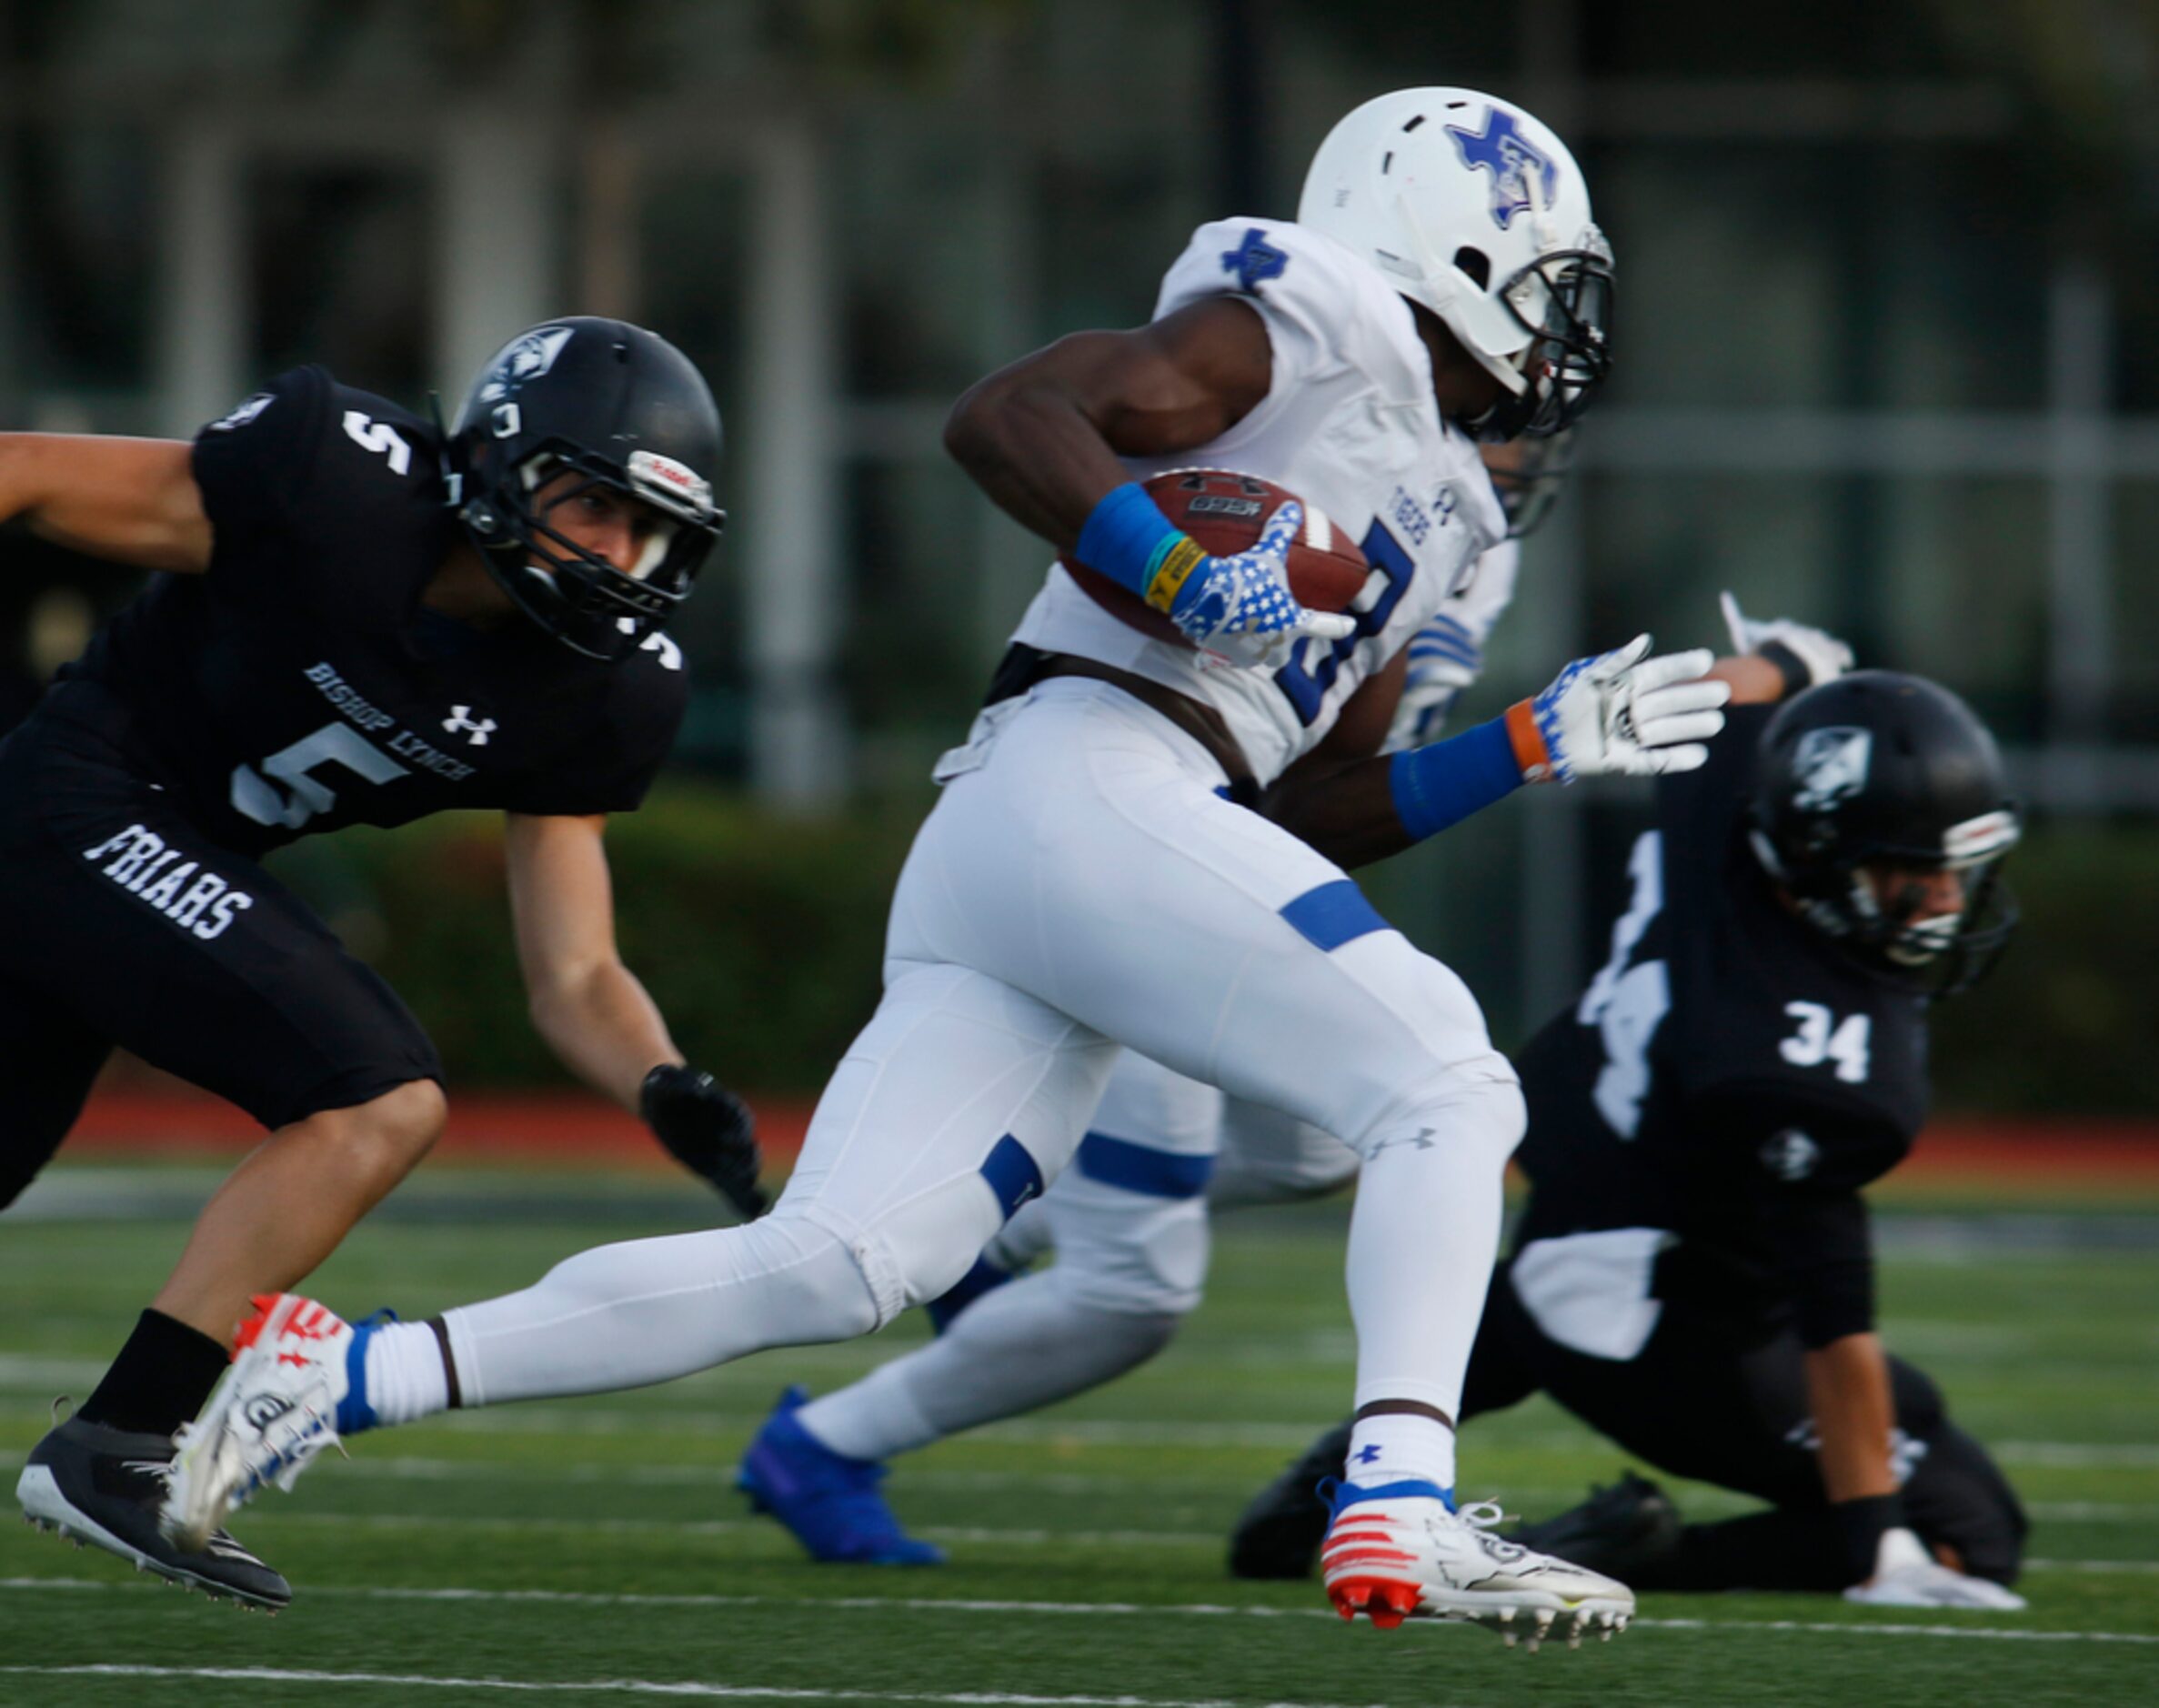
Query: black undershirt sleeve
1682,1086,1905,1349
1760,1187,1874,1348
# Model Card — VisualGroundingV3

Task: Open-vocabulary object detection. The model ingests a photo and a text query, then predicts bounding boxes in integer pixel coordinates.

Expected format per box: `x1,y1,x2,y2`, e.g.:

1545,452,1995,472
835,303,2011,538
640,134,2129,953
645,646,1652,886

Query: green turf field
3,1165,2155,1707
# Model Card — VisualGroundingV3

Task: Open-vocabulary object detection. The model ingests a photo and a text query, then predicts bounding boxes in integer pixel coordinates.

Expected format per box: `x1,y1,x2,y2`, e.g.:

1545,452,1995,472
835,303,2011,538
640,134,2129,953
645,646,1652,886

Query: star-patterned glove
1162,499,1357,668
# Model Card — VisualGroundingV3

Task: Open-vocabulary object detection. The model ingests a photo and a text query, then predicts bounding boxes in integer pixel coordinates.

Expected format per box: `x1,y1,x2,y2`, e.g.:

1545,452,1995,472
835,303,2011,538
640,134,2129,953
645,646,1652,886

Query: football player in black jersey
3,317,763,1605
1229,614,2030,1610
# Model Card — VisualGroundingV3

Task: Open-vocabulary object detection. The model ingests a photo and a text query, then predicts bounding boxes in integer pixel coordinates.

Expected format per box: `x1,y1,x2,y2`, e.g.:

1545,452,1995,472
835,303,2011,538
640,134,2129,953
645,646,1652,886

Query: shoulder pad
1153,218,1431,407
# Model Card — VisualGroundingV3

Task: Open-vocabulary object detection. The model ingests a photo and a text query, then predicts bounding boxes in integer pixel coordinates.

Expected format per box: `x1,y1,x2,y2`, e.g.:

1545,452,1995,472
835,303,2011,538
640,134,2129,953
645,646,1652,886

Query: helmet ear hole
1453,246,1491,289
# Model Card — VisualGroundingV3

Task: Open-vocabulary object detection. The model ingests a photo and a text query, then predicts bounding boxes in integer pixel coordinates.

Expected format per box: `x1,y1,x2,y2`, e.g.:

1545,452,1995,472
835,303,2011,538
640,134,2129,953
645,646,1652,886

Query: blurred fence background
3,0,2154,1110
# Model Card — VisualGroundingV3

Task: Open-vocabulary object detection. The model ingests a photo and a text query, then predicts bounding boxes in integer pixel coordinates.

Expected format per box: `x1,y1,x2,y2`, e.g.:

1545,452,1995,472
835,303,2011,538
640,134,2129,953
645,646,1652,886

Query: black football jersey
1512,703,1931,1341
46,367,688,856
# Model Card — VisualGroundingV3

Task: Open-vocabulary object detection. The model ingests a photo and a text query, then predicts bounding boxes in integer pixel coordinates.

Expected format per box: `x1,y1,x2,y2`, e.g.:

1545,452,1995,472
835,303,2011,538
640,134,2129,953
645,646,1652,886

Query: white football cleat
1320,1479,1634,1650
162,1293,359,1552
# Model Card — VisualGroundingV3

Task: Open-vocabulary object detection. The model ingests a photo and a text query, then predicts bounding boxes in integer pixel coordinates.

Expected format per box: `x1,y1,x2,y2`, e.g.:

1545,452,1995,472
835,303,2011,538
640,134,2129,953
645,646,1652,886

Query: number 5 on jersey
231,722,411,830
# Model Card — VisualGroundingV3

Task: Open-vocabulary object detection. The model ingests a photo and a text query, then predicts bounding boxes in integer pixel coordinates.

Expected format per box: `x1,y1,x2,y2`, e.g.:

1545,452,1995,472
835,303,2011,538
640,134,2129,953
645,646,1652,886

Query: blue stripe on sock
979,1133,1044,1220
1327,1478,1456,1516
1076,1131,1215,1200
335,1323,377,1435
1279,879,1391,952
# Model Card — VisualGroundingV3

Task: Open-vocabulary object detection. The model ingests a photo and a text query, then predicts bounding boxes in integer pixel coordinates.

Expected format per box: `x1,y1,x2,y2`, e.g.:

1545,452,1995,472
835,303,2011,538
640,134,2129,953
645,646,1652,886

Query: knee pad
808,1167,1015,1331
724,1211,886,1346
1211,1099,1360,1207
1346,1069,1524,1169
1047,1173,1211,1317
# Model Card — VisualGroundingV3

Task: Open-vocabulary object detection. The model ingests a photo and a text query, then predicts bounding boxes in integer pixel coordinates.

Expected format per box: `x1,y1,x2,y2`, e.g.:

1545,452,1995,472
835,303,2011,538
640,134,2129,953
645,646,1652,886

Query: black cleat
1510,1470,1682,1582
1227,1418,1353,1580
16,1411,291,1610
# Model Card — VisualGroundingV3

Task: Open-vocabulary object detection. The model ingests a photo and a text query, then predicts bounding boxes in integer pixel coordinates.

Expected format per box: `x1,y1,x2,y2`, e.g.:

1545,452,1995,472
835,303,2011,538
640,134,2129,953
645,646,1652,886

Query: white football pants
797,1049,1361,1462
442,680,1521,1428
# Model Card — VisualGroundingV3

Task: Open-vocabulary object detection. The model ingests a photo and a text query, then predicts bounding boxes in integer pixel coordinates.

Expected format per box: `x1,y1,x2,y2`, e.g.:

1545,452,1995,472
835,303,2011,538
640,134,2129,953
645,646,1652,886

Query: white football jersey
1008,216,1506,787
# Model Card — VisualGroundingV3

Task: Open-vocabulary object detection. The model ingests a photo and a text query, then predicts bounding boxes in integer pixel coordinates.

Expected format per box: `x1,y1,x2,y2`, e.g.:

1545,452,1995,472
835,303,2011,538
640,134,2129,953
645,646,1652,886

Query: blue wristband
1389,718,1526,842
1074,482,1203,609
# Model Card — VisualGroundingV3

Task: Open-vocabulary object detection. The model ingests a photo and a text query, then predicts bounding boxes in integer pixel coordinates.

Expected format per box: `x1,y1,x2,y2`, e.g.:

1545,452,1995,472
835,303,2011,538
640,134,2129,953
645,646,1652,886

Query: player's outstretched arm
503,812,766,1217
0,432,213,572
1265,638,1731,869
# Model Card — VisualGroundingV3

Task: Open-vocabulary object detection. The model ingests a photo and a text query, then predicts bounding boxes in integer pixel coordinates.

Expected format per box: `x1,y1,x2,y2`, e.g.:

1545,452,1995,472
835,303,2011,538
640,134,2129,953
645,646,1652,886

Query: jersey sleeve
1682,1085,1903,1345
191,366,336,553
193,367,441,613
1150,218,1431,411
1655,699,1773,847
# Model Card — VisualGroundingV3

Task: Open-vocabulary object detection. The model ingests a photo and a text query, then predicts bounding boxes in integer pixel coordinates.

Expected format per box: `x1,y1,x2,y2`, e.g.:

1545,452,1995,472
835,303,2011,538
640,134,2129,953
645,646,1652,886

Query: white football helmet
1298,88,1613,439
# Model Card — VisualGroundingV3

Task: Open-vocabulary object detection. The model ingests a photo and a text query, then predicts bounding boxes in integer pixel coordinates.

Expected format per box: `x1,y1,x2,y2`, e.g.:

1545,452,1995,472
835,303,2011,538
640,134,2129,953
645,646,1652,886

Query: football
1059,469,1369,647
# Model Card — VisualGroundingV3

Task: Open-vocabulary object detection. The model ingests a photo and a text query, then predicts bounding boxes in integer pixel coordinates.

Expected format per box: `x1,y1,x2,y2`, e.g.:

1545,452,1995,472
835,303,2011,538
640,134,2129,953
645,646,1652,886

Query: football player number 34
231,722,411,830
1780,1002,1871,1084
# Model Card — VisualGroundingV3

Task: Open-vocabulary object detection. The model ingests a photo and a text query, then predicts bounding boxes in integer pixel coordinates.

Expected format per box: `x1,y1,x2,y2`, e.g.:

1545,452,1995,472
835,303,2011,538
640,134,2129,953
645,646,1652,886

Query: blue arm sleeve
1388,718,1525,842
1073,483,1199,607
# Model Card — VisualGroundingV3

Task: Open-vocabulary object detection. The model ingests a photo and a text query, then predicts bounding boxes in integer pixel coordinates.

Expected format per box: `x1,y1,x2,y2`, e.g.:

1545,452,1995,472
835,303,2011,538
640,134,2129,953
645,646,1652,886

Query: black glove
639,1064,768,1221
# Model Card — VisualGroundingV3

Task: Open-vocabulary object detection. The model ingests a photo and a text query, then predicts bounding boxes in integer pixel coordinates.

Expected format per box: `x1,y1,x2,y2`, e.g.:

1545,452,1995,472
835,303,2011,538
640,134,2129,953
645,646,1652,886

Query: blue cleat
737,1387,946,1565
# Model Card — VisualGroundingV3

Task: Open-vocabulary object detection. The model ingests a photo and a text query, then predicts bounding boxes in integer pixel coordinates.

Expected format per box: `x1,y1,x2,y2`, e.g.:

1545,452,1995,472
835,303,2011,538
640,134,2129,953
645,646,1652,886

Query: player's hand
1720,591,1853,689
640,1064,768,1221
1843,1527,2027,1610
1513,634,1731,783
1169,500,1358,669
1384,618,1481,751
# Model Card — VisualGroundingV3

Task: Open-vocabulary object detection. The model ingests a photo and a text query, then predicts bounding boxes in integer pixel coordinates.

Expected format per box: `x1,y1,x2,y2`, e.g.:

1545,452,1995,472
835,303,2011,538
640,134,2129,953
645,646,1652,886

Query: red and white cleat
1320,1479,1634,1650
162,1294,361,1552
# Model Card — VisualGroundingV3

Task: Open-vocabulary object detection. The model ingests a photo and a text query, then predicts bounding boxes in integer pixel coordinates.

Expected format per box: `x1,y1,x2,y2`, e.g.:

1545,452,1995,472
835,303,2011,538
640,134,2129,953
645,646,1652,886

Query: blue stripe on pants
1279,879,1391,952
979,1133,1044,1220
1075,1130,1215,1200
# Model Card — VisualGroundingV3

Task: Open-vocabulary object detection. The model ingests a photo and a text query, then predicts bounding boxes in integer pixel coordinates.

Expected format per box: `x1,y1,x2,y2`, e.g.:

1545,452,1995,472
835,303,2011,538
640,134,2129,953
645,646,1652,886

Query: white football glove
1516,634,1730,783
1170,499,1358,669
1386,624,1480,752
1843,1527,2028,1611
1720,591,1854,689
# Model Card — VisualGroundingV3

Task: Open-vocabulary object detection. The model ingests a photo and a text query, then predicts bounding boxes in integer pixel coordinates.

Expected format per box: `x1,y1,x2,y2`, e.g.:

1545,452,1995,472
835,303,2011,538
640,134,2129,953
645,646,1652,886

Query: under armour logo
1444,106,1560,230
243,1393,296,1431
1367,1128,1439,1156
443,707,497,747
1221,227,1290,292
1354,1444,1384,1464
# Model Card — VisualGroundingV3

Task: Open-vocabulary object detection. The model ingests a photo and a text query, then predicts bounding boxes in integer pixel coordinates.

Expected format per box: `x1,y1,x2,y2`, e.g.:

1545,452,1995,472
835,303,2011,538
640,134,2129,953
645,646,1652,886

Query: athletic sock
77,1309,231,1437
1339,1083,1520,1507
798,1361,940,1462
1343,1412,1457,1497
346,1319,451,1431
800,1271,1180,1462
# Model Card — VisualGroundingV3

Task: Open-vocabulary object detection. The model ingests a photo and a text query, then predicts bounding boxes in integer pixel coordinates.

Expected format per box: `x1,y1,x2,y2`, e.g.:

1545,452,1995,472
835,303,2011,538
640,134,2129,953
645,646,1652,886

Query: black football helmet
445,316,725,661
1748,671,2021,995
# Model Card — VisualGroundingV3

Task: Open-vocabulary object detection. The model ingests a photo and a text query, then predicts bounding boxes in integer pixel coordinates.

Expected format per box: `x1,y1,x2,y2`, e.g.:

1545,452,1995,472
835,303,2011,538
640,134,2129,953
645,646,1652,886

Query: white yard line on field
5,1577,2159,1644
0,1666,1411,1708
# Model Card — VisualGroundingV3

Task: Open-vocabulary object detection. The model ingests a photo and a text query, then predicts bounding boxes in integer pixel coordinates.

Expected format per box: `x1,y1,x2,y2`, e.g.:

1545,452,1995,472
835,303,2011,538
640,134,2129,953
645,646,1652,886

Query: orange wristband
1505,698,1554,782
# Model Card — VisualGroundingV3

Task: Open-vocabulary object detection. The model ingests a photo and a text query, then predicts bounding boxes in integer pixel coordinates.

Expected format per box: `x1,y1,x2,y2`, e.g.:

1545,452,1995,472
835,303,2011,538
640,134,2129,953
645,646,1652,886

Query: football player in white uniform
731,447,1550,1571
161,89,1729,1646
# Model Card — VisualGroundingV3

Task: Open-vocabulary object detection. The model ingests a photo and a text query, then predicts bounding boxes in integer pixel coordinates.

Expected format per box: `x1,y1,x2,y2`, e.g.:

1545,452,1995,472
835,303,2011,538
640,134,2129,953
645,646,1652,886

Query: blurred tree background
2,0,2153,1109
